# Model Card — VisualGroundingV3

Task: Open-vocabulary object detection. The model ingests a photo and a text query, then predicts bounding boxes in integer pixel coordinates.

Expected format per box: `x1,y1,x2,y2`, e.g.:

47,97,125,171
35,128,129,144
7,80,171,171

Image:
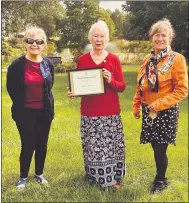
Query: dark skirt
80,114,125,188
140,103,179,145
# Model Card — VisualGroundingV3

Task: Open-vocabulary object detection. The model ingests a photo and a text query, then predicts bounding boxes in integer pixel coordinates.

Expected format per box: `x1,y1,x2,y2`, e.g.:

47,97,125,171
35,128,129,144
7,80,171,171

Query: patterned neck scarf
146,47,170,92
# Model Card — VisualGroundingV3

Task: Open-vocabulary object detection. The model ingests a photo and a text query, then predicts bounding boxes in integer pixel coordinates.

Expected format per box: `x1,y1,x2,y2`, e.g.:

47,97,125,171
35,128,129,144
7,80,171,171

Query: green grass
1,67,188,202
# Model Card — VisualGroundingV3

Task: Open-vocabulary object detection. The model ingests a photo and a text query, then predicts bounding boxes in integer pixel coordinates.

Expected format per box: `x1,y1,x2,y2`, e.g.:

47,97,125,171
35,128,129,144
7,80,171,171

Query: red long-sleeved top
24,59,44,109
77,52,126,116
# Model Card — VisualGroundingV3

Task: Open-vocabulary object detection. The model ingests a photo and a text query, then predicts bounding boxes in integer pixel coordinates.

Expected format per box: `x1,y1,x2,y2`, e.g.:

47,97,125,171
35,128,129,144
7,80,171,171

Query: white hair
24,24,47,43
149,18,175,44
88,20,109,42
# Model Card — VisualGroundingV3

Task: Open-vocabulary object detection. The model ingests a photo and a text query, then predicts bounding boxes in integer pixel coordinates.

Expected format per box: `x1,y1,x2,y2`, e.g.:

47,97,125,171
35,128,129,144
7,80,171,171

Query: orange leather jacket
133,51,188,114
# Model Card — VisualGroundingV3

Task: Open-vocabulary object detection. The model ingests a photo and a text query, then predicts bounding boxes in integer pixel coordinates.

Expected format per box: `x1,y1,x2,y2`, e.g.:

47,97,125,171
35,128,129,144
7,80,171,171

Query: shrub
47,42,57,57
2,41,12,56
54,64,66,73
2,39,25,68
116,52,146,65
54,61,76,73
113,39,151,53
7,37,24,49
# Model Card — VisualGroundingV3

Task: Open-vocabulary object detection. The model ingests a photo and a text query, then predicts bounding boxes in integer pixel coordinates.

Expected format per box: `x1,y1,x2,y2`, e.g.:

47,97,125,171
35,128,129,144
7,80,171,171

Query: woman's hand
67,88,75,99
103,68,111,84
146,104,156,112
133,113,140,119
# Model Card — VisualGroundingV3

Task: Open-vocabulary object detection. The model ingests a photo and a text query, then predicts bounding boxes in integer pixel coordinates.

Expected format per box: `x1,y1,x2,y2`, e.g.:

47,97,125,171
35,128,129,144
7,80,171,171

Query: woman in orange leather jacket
132,18,188,194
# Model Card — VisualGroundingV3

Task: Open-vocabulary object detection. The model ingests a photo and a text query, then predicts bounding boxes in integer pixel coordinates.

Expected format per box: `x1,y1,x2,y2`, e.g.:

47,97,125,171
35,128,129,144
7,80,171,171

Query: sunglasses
25,38,44,45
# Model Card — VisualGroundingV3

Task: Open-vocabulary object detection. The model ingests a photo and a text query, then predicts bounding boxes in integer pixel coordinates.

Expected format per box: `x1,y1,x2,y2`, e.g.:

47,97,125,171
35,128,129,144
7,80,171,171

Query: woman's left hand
147,104,156,112
103,68,112,84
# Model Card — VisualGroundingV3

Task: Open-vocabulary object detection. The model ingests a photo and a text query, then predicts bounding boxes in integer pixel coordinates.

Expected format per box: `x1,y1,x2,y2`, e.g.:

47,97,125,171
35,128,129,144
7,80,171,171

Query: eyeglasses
25,38,44,45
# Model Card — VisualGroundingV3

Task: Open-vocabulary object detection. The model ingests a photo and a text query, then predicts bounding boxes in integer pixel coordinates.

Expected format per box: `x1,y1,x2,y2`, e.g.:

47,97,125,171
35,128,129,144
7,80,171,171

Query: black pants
16,108,52,178
151,141,168,181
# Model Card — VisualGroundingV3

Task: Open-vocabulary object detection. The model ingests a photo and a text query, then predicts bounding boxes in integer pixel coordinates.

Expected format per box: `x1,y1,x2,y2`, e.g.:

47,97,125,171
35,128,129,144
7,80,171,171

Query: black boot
151,177,168,194
163,177,168,187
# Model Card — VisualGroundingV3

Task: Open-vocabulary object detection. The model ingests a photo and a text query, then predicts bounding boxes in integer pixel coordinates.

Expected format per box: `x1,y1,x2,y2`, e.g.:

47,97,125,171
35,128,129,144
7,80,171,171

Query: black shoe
151,180,167,194
84,174,96,185
163,177,168,187
152,177,168,186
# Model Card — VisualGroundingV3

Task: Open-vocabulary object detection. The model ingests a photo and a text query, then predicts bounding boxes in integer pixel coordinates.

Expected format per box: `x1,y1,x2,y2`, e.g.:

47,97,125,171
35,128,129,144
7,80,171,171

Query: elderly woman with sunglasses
6,25,54,190
132,18,188,194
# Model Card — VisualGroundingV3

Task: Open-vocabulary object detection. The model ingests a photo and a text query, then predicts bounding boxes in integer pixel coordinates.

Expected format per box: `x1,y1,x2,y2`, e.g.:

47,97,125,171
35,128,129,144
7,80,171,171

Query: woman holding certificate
68,20,126,189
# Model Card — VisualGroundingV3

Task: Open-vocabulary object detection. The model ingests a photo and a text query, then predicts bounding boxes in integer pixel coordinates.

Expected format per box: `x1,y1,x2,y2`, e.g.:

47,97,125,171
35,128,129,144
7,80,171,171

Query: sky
99,1,125,12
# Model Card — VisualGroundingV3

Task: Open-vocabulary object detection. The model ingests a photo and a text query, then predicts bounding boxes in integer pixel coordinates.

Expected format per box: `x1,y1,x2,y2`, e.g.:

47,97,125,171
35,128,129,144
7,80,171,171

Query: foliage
2,38,25,68
58,0,115,52
2,41,12,56
166,2,189,58
122,1,189,58
54,61,75,73
6,37,24,49
46,42,57,57
1,1,65,39
114,39,151,53
2,1,27,36
70,48,83,64
111,9,126,39
27,1,65,39
58,0,116,62
54,63,66,73
58,0,99,49
2,0,188,60
116,52,146,65
98,8,115,40
1,71,188,202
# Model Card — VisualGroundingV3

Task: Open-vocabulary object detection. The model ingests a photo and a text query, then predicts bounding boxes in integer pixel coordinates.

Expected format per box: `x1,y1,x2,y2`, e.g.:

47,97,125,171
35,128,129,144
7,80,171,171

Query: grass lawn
1,67,188,202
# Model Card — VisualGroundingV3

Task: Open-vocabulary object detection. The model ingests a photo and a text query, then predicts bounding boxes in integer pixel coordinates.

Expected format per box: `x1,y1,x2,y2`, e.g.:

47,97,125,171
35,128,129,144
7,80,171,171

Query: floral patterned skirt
141,103,179,145
81,114,125,188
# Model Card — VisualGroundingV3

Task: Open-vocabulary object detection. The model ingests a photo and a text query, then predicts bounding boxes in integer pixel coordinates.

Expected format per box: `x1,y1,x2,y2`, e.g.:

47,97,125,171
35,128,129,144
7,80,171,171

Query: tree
98,8,115,40
111,9,126,39
1,1,65,39
166,2,188,57
58,0,115,62
2,1,27,37
122,1,189,58
58,0,99,50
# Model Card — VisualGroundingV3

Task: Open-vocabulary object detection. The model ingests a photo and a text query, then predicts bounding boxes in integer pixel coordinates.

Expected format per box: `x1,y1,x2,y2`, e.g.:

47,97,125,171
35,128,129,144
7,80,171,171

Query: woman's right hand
67,88,75,99
133,113,140,119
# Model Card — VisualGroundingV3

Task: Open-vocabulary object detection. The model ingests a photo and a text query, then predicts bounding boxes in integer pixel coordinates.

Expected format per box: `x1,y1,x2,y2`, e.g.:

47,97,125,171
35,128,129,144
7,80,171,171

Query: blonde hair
88,20,109,43
24,24,47,44
149,18,175,44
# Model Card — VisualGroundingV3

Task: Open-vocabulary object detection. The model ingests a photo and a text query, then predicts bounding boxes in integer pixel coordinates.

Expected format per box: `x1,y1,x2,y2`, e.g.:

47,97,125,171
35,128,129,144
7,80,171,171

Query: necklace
148,112,158,120
144,106,158,126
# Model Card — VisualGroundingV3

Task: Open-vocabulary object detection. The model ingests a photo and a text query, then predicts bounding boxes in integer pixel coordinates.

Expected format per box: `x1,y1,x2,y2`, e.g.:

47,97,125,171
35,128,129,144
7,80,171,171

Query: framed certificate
67,67,105,97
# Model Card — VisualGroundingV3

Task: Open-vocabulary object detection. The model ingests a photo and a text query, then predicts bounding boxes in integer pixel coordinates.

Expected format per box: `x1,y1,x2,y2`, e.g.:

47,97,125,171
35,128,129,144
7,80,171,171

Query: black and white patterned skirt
141,103,179,145
80,114,125,188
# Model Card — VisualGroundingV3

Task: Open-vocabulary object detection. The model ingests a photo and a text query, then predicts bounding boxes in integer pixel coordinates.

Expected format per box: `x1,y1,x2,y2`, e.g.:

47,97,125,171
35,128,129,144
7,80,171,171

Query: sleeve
6,62,17,102
49,61,54,87
108,56,126,92
152,54,188,112
45,58,54,87
132,75,142,115
132,55,149,115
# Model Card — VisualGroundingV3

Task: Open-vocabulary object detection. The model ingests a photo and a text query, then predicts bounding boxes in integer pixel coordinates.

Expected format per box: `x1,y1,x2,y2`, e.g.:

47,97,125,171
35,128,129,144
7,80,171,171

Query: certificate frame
67,67,105,97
